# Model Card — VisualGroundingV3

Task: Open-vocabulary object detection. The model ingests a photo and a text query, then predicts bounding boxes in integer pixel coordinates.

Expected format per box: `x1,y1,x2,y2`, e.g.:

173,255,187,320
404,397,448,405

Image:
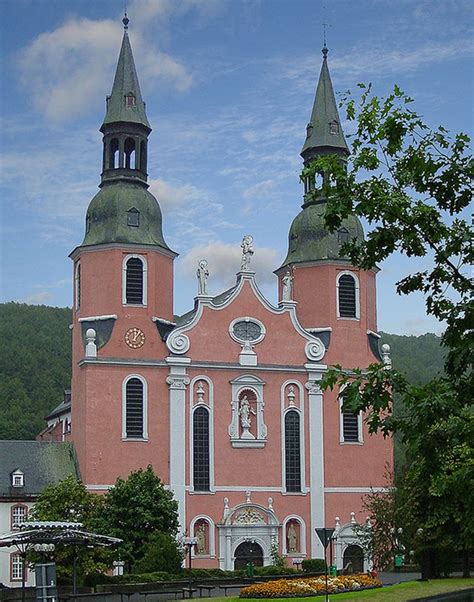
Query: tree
96,465,180,572
29,476,108,583
306,85,474,578
132,532,183,575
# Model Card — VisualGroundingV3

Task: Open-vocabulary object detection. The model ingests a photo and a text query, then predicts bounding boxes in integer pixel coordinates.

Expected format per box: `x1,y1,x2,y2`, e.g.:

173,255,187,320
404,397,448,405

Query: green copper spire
102,15,150,129
301,45,349,162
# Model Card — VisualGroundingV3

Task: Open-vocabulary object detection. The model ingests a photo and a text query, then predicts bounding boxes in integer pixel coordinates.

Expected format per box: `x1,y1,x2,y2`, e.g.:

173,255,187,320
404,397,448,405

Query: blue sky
1,0,472,335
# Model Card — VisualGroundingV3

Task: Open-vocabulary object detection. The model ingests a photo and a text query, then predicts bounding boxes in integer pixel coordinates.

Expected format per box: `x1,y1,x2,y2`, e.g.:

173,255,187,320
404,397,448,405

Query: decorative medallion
124,327,145,349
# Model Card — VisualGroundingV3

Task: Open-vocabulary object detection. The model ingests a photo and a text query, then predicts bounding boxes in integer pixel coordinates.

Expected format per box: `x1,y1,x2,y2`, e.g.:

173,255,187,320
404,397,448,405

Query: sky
0,0,473,335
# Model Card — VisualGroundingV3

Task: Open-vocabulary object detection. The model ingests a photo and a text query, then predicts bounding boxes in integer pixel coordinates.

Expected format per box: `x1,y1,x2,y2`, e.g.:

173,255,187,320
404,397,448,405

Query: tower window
110,138,120,169
193,406,210,491
342,408,361,442
337,227,350,245
124,137,136,169
125,93,136,107
125,377,144,439
337,273,358,318
125,257,144,304
285,410,301,492
127,208,140,227
329,120,339,134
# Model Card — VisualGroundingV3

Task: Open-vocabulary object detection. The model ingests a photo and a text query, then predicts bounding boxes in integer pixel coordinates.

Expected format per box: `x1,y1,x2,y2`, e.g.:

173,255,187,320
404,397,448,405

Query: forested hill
0,303,71,439
0,303,445,440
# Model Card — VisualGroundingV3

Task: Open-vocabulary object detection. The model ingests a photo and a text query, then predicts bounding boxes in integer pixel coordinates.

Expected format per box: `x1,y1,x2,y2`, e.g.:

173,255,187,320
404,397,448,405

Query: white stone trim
282,515,307,556
189,376,215,493
121,374,148,440
79,314,117,322
213,486,283,492
325,487,390,493
280,381,306,493
305,368,326,558
122,253,148,306
85,484,114,490
190,515,216,558
74,261,81,310
336,270,360,320
166,357,191,534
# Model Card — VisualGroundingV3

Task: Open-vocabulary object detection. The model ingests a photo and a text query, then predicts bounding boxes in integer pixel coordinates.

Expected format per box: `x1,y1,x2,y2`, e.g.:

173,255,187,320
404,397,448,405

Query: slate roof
0,441,79,498
101,29,150,129
301,47,349,159
174,285,238,328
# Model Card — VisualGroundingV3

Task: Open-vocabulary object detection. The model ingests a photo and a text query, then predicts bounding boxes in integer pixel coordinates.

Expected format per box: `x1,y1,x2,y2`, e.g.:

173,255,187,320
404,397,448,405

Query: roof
301,47,349,159
174,285,238,329
45,398,71,421
101,29,150,129
0,441,79,498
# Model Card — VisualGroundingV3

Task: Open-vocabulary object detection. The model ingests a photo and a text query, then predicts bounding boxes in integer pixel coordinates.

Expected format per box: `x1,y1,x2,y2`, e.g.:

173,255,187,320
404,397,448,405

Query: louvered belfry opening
126,257,143,304
193,406,210,491
343,409,359,442
125,378,143,438
285,410,301,492
338,274,356,317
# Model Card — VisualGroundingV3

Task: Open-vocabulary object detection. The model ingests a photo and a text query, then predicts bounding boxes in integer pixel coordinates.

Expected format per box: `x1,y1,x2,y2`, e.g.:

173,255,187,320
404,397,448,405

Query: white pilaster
305,363,326,558
166,356,191,533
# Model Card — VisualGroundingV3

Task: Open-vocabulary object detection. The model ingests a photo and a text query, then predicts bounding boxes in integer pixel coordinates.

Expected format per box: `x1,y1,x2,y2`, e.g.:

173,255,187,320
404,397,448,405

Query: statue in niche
287,522,298,553
195,522,207,555
239,395,256,439
282,270,293,301
196,259,209,295
240,235,254,271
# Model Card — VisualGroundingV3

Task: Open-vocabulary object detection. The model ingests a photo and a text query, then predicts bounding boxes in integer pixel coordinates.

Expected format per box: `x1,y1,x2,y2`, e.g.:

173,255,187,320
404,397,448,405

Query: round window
230,318,265,344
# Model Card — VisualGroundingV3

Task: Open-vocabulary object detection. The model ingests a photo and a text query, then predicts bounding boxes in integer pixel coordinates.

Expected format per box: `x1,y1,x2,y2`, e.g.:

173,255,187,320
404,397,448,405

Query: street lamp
183,536,198,598
292,558,303,571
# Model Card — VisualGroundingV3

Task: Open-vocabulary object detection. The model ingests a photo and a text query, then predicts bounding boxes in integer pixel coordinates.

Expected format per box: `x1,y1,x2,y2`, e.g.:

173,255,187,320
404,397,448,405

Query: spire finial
322,21,329,58
122,11,129,30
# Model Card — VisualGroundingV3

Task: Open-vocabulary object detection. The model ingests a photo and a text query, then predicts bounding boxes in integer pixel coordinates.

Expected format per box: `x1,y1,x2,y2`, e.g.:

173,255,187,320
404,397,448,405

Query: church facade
68,18,392,571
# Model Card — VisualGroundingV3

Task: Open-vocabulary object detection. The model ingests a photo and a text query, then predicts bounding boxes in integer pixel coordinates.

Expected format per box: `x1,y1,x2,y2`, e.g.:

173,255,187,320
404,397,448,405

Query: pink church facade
68,20,392,571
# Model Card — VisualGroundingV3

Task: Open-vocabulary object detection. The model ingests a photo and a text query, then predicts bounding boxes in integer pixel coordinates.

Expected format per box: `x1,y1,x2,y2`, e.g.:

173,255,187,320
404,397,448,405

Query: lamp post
183,536,198,598
292,558,303,571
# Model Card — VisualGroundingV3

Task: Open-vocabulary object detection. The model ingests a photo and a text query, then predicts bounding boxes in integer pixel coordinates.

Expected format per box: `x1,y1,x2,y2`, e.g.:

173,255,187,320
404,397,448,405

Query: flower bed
240,574,382,598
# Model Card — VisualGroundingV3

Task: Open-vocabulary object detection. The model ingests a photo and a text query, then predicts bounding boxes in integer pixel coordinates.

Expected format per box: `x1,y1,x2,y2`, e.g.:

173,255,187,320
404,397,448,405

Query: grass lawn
203,578,474,602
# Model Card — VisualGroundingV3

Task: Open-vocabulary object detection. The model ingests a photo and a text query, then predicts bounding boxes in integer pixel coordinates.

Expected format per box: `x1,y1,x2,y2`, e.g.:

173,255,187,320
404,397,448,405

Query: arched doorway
234,541,264,569
343,544,364,573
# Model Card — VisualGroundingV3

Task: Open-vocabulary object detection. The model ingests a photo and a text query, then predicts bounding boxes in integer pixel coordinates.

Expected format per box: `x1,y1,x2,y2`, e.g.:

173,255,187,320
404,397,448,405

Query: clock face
125,327,145,349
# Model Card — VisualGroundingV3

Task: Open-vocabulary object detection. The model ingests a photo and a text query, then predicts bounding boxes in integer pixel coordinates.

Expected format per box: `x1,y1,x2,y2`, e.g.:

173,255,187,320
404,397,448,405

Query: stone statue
196,523,206,555
282,270,293,301
239,395,256,439
287,522,298,553
196,259,209,295
240,235,254,271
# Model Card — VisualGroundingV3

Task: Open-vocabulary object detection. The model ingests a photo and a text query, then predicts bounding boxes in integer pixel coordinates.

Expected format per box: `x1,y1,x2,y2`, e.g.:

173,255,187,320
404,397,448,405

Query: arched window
337,272,359,319
124,137,136,169
123,376,147,440
140,140,147,172
11,504,28,529
110,138,120,169
75,263,81,309
285,410,301,492
127,207,140,227
193,406,210,491
123,255,146,305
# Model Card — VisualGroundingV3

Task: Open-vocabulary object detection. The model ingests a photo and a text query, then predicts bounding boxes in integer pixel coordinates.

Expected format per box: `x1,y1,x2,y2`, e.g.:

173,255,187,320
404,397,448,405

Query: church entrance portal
343,544,364,573
234,541,264,569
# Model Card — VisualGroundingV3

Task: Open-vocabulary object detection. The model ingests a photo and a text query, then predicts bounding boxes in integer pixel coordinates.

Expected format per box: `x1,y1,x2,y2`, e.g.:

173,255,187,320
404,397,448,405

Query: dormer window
11,470,24,488
127,208,140,227
329,120,339,134
337,227,350,245
125,93,136,107
306,122,313,138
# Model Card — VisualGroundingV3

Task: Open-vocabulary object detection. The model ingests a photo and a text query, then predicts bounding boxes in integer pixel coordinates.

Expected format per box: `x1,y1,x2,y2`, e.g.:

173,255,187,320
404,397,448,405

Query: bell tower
276,45,378,366
69,15,177,486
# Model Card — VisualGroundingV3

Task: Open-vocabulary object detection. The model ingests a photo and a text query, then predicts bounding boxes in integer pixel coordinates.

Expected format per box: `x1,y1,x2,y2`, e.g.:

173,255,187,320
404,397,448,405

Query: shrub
254,566,299,576
133,532,183,575
301,558,326,573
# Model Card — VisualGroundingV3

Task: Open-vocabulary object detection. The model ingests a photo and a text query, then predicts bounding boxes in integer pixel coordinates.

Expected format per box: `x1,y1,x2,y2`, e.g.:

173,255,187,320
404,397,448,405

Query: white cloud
148,178,204,211
21,291,54,305
243,179,275,200
179,240,278,293
17,15,191,122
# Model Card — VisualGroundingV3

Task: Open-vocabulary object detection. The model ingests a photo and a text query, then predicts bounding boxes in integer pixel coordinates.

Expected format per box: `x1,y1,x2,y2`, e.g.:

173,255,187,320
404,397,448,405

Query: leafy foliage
301,558,327,573
311,85,473,578
0,302,71,439
132,531,183,575
94,465,180,572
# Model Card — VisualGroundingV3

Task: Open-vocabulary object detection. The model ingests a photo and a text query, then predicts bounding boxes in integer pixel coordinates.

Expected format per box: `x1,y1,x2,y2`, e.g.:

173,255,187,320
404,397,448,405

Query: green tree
306,85,473,578
132,532,183,574
29,476,108,583
96,465,180,571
